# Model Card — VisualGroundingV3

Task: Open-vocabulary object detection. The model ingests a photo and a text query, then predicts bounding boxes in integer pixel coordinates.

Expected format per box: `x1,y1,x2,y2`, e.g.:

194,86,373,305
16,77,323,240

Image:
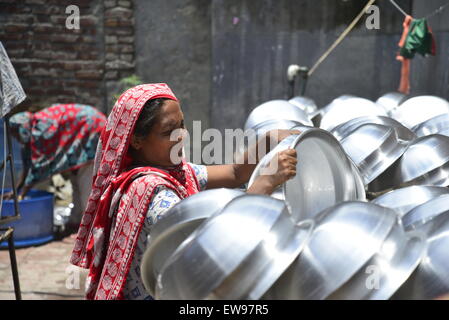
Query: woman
6,103,107,229
70,83,298,300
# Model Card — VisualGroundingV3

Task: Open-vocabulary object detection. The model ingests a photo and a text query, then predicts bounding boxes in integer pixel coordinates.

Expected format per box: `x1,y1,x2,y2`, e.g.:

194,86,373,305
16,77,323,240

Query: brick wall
0,0,135,114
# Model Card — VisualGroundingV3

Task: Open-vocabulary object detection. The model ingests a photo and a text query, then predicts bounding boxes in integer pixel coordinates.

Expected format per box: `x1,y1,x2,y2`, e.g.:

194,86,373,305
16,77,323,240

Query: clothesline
389,0,449,20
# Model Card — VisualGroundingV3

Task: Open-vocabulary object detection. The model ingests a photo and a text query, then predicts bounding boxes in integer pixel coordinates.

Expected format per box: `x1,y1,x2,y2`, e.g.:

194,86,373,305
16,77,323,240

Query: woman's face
130,99,186,167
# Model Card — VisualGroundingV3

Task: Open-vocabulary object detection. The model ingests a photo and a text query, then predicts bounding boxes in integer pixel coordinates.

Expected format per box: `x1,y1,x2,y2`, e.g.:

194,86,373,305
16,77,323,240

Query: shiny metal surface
412,113,449,138
263,201,398,300
328,221,426,300
244,100,313,131
402,194,449,233
140,188,244,297
288,96,318,118
372,185,449,217
376,92,407,115
340,124,411,185
392,134,449,187
319,97,388,132
250,119,308,138
331,115,416,142
248,129,364,223
349,158,367,202
393,218,449,299
155,194,314,300
390,95,449,129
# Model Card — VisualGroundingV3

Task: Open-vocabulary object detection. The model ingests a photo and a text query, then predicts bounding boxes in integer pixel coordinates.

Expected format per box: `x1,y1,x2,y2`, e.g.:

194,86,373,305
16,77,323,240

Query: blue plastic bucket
0,189,54,248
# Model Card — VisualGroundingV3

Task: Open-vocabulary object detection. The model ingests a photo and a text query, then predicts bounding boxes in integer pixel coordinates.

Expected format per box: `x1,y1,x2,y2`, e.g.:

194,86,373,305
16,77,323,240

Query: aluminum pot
402,194,449,233
248,129,365,223
140,188,244,297
319,97,387,132
340,123,411,185
330,115,416,142
391,134,449,187
371,185,449,217
376,92,407,115
244,100,312,131
393,217,449,299
412,113,449,138
262,201,398,300
390,95,449,129
288,96,318,119
155,194,314,300
328,220,426,300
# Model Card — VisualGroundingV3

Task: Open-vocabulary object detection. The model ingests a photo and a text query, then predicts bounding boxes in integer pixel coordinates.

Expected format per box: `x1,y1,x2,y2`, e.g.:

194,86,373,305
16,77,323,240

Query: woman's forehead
157,100,183,127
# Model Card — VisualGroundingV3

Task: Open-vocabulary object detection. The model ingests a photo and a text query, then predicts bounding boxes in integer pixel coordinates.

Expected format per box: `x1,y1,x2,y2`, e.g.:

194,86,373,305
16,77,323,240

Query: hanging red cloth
396,15,413,94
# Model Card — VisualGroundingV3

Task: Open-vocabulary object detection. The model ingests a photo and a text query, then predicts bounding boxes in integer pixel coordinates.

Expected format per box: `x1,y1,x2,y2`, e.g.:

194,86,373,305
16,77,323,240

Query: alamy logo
66,5,80,30
366,5,380,30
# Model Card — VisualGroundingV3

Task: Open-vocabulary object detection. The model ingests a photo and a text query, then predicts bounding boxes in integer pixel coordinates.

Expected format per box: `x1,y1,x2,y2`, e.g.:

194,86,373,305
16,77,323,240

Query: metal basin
393,217,449,299
288,96,318,118
140,188,244,297
244,100,312,131
371,185,449,217
340,124,411,185
376,92,407,115
412,113,449,138
331,115,416,142
263,201,398,300
319,97,388,132
391,134,449,187
248,129,364,223
390,95,449,129
328,220,426,300
155,194,314,300
402,194,449,233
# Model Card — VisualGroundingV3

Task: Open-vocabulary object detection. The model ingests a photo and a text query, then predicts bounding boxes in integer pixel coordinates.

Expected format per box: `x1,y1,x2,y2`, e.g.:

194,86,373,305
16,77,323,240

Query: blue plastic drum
1,189,54,248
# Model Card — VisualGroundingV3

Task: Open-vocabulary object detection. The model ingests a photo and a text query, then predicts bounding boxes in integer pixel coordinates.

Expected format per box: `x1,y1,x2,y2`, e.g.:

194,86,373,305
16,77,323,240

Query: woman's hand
247,148,298,195
2,191,14,200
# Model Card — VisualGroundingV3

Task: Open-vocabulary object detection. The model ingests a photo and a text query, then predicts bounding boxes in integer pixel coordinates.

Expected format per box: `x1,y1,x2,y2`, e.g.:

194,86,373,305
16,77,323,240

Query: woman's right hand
263,148,298,188
247,148,298,195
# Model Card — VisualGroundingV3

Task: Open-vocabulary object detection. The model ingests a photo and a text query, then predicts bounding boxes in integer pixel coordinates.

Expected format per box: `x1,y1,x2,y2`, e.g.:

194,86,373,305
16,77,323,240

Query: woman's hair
133,98,168,138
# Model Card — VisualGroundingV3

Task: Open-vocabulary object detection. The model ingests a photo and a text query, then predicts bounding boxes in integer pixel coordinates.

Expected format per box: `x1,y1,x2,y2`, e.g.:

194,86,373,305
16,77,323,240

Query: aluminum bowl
244,100,313,131
331,115,416,142
340,124,411,185
319,97,388,132
402,194,449,233
390,95,449,129
371,185,449,217
263,201,398,300
412,113,449,138
288,96,318,118
248,129,364,223
391,134,449,187
376,92,407,115
141,188,244,297
328,221,426,300
155,194,314,300
393,217,449,299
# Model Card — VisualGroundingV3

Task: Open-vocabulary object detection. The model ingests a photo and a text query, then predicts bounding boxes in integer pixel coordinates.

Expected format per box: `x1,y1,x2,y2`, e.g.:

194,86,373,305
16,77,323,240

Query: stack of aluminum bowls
139,93,449,300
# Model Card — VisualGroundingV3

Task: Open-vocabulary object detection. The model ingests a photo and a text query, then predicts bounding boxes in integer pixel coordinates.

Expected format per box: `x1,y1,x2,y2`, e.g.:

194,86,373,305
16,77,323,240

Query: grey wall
135,0,448,134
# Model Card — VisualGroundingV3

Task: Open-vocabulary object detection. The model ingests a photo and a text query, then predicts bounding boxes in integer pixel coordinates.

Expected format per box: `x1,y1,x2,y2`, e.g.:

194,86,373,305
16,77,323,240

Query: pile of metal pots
140,93,449,300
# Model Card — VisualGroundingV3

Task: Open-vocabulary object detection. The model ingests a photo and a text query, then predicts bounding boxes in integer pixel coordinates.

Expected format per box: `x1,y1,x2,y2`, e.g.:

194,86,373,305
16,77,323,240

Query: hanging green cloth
399,18,436,59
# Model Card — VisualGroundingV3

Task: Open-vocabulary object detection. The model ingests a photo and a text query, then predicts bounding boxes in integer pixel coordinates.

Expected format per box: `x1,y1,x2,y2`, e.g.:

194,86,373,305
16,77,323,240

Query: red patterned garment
9,104,106,186
70,84,201,300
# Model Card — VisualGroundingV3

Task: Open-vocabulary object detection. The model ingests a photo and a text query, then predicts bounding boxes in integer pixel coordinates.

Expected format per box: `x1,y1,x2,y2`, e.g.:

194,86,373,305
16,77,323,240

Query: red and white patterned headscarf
70,83,200,300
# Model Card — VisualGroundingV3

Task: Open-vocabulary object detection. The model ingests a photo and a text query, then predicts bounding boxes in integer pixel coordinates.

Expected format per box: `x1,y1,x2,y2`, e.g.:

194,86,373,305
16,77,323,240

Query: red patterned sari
70,84,201,300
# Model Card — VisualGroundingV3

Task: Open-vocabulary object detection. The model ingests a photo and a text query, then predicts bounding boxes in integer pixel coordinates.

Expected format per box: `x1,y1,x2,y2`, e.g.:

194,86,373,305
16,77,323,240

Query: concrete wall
136,0,448,132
